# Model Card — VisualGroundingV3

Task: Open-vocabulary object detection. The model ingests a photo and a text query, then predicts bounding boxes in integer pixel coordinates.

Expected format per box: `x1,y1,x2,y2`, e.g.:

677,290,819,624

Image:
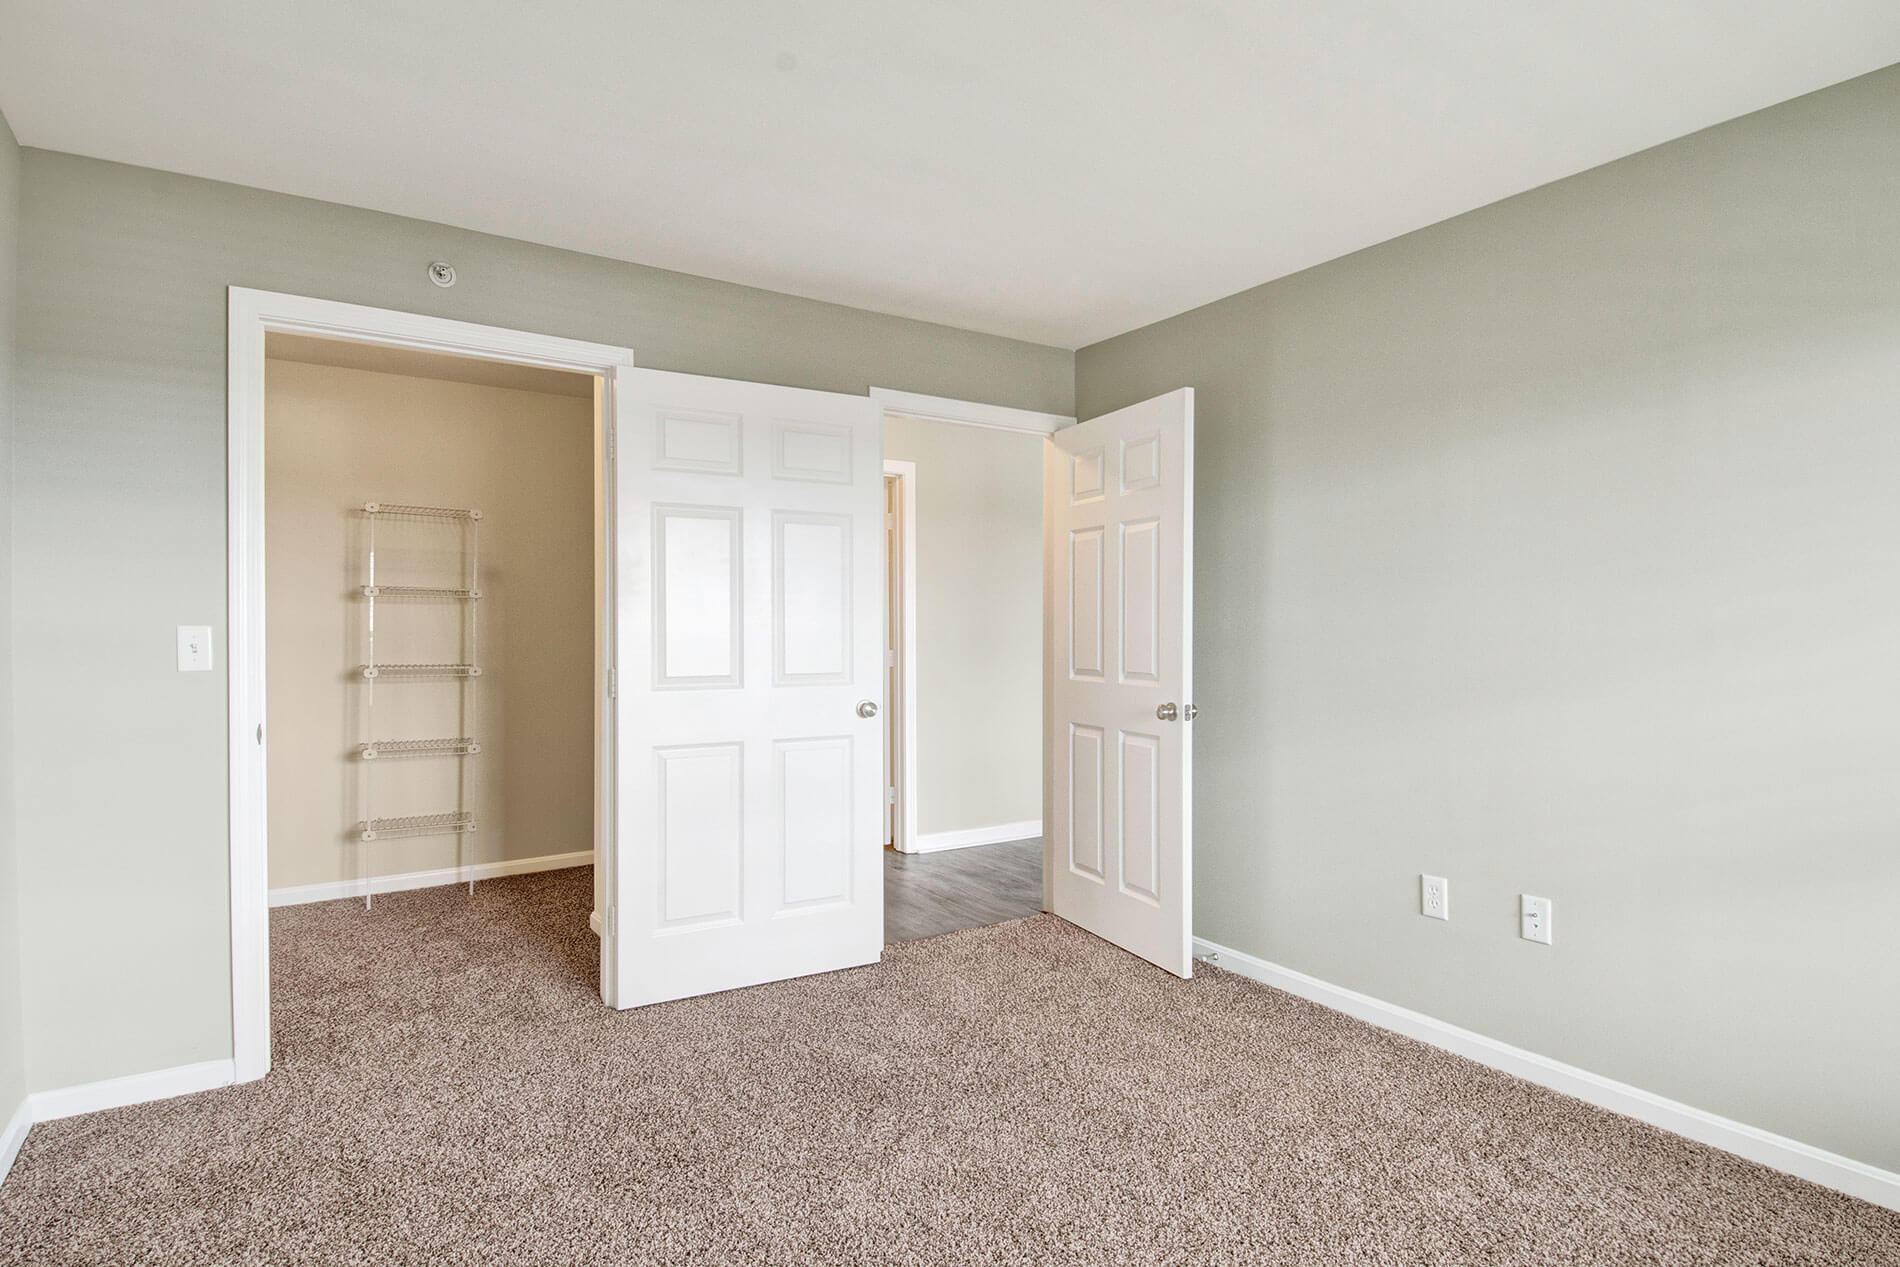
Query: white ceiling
4,3,1897,348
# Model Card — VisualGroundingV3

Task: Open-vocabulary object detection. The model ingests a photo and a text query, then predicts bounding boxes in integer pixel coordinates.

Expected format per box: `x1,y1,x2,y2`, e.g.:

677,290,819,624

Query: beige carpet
1,869,1894,1266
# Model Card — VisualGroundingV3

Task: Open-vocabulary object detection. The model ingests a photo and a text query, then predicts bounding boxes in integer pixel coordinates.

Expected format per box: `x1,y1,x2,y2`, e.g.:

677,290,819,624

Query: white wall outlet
177,625,213,672
1521,894,1553,945
1420,874,1449,920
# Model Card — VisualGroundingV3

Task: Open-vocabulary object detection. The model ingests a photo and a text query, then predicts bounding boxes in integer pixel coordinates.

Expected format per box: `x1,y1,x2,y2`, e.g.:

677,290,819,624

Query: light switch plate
1521,894,1553,945
177,625,213,672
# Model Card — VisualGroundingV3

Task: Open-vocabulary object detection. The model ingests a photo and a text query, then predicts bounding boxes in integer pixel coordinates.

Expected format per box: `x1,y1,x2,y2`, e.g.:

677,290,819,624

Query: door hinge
887,786,897,805
605,427,615,462
608,667,617,698
608,907,617,937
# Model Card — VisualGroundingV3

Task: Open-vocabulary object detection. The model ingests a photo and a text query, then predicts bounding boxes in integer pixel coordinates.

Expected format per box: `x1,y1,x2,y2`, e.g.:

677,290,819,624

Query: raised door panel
1068,723,1105,880
1069,527,1105,681
1120,434,1161,493
1071,447,1106,503
1118,731,1160,904
657,743,744,929
654,506,742,688
774,512,853,684
778,736,853,909
773,421,854,484
654,407,743,475
1119,518,1160,684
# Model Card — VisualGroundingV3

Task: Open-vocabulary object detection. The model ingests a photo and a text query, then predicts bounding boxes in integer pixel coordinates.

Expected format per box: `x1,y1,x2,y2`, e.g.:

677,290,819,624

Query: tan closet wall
264,352,595,891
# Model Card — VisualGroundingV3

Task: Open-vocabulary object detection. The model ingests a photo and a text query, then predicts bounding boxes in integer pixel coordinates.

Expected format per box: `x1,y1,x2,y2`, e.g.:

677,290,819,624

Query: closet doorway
261,333,597,899
227,289,634,1083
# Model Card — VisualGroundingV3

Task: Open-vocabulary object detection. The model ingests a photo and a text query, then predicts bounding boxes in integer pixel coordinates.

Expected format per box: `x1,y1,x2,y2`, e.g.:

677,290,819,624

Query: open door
607,368,885,1008
1045,389,1195,977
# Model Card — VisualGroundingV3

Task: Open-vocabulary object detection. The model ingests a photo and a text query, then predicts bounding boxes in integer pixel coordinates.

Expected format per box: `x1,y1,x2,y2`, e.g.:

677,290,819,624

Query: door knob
1156,702,1178,721
857,700,879,719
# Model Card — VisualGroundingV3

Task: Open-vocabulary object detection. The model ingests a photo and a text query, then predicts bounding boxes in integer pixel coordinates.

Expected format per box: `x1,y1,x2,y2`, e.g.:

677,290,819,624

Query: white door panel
1046,389,1194,977
612,368,883,1008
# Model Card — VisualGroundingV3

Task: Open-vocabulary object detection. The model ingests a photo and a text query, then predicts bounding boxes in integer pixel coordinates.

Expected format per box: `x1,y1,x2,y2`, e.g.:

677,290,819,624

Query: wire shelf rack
358,811,477,842
363,502,483,521
361,663,481,679
361,585,482,599
358,499,483,907
358,737,481,760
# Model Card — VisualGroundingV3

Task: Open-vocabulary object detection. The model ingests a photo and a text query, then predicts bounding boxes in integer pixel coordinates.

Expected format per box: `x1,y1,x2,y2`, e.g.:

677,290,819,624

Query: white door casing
1045,389,1195,977
612,368,885,1007
229,288,635,1081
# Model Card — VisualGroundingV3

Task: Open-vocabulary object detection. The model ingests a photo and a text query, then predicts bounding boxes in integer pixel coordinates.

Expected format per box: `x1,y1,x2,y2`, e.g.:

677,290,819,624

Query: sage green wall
882,417,1042,838
1075,66,1900,1171
0,108,24,1133
12,151,1072,1092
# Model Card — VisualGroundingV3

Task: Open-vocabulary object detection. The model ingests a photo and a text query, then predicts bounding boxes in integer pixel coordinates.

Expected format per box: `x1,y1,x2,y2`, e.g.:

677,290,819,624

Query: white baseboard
269,850,594,907
0,1095,29,1186
1193,936,1900,1213
909,819,1042,854
2,1058,240,1189
28,1058,236,1124
589,909,603,936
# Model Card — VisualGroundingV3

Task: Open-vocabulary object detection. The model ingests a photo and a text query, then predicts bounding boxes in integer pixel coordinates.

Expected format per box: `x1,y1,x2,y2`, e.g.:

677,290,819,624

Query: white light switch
1521,894,1553,945
177,625,213,672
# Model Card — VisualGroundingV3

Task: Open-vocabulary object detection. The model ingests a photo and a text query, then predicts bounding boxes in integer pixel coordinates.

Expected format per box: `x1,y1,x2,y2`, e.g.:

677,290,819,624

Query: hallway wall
882,416,1043,842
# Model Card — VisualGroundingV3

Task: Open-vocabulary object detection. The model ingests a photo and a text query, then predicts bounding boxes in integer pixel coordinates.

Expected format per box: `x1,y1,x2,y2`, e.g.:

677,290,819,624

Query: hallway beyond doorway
884,838,1041,943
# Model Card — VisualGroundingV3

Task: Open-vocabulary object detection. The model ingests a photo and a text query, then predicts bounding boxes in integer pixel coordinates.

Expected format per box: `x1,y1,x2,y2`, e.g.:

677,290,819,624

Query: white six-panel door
1045,389,1195,977
610,368,884,1008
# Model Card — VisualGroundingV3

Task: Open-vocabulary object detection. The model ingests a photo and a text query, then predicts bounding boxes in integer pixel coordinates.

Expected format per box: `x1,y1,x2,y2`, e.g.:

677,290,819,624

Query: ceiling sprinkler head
428,261,457,288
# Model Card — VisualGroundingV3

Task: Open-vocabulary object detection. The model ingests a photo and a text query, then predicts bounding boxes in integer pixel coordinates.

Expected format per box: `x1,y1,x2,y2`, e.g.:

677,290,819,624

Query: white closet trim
228,287,634,1085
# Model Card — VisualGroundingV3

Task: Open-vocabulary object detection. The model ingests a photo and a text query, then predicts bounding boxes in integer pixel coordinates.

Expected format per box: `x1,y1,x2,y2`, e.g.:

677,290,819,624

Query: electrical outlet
1521,894,1553,945
1420,874,1449,920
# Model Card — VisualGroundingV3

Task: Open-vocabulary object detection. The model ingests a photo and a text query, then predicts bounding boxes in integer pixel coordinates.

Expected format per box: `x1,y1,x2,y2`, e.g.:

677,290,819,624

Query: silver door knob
1156,702,1178,721
857,700,879,718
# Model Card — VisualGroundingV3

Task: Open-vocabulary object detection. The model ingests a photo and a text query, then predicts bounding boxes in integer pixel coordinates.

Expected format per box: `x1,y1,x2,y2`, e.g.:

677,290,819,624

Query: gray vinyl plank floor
884,837,1043,943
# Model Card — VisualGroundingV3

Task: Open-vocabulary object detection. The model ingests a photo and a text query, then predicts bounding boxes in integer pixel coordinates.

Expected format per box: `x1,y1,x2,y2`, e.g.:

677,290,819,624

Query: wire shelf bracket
363,502,483,521
359,737,481,760
361,663,481,679
361,585,482,600
358,811,477,842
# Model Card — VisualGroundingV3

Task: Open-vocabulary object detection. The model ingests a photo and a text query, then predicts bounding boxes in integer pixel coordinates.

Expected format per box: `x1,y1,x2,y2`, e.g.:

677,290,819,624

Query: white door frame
869,388,1075,857
226,287,634,1082
881,460,918,852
